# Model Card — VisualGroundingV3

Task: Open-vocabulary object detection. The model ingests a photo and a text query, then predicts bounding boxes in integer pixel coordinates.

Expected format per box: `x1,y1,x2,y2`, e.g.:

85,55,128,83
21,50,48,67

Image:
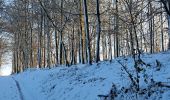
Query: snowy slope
0,51,170,100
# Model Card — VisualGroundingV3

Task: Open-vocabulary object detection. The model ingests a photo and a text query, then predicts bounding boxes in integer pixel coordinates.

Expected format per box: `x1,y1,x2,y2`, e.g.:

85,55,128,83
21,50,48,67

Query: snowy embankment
0,51,170,100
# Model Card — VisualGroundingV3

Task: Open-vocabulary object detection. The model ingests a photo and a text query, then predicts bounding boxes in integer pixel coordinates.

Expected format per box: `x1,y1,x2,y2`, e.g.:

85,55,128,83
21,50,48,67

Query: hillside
0,51,170,100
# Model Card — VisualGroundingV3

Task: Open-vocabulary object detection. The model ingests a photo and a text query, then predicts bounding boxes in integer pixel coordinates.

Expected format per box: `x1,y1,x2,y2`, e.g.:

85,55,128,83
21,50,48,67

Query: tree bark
82,0,91,64
95,0,101,63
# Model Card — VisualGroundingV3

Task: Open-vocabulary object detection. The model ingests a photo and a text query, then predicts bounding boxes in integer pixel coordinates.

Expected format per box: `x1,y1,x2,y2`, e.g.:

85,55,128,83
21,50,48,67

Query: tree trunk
168,15,170,49
160,3,164,51
115,0,119,58
82,0,91,64
95,0,101,63
59,0,63,65
46,20,51,68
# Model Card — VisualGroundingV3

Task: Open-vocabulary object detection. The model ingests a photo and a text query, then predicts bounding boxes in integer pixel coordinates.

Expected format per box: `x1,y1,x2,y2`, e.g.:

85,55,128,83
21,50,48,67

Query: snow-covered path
0,76,20,100
0,74,46,100
0,76,34,100
12,77,24,100
14,71,47,100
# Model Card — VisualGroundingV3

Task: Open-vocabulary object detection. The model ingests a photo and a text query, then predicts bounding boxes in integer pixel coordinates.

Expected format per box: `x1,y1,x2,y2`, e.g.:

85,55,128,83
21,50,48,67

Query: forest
0,0,170,73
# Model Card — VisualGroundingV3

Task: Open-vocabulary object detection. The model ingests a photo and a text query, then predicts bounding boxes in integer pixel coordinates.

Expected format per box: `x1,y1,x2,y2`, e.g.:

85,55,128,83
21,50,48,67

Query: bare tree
95,0,101,63
82,0,91,64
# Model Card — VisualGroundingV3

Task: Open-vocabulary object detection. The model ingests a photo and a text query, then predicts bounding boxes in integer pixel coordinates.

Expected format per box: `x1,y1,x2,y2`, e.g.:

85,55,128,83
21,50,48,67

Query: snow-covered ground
0,51,170,100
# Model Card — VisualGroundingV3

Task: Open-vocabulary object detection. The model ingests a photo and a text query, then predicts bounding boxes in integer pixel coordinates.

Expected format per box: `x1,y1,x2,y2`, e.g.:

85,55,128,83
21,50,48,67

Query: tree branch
160,0,170,15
